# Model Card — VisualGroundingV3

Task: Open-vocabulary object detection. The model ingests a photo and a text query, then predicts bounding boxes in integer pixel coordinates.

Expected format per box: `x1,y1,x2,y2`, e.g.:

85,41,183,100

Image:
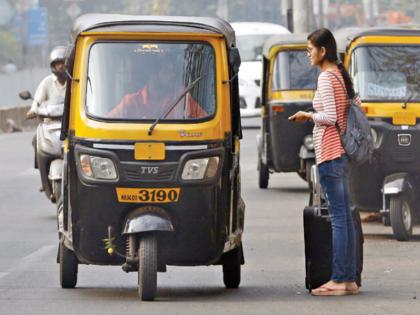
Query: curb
0,106,37,134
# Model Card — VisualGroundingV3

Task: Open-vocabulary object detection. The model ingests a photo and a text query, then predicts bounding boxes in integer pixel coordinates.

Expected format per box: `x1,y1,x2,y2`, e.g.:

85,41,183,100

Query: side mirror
19,90,33,100
229,47,241,75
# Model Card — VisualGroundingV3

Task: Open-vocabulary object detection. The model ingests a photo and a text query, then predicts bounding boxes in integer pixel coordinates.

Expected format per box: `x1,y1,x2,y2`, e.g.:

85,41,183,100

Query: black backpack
329,72,374,165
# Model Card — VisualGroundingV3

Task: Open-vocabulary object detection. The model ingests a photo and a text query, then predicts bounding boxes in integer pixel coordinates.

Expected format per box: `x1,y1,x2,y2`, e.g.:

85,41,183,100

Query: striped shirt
312,68,348,165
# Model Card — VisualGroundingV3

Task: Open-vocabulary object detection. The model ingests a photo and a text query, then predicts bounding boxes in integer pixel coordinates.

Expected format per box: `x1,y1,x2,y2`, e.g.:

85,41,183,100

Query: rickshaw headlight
182,156,219,180
304,135,314,151
79,154,117,180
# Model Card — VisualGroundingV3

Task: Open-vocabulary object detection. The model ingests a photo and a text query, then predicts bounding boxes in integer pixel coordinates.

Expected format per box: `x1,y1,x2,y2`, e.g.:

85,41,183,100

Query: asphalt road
0,130,419,315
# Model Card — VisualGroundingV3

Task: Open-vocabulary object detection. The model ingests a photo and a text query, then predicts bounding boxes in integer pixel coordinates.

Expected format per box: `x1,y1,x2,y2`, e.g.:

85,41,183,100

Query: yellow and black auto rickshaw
336,27,420,241
58,14,245,300
257,34,319,188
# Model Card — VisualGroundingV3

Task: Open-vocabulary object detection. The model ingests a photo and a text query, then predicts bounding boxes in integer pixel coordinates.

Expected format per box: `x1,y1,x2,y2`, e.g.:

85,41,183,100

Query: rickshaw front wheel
390,194,413,241
222,245,242,288
138,234,157,301
52,180,61,204
59,242,78,288
258,157,269,189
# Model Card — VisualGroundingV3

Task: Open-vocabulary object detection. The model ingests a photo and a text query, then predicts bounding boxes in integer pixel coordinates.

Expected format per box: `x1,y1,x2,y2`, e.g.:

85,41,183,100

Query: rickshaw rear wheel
138,234,157,301
222,245,242,288
59,242,78,288
258,157,269,189
390,194,413,241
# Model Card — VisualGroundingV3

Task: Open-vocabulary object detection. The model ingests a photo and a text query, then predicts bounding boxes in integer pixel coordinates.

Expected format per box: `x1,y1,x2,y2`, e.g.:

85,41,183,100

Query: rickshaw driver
108,60,208,119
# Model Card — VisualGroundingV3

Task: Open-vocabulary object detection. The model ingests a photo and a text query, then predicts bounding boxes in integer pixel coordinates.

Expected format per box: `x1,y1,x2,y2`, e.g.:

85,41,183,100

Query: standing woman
289,28,359,295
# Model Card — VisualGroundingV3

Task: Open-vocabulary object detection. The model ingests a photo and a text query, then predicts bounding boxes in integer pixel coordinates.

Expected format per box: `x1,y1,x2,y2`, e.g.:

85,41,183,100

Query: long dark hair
308,28,355,99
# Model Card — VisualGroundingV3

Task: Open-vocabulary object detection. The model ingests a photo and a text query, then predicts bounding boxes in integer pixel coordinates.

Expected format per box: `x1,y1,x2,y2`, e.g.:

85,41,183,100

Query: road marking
22,245,55,261
0,245,55,282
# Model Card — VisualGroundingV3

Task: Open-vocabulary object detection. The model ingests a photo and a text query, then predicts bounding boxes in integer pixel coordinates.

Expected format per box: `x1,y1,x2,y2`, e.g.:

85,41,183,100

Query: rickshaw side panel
268,101,313,172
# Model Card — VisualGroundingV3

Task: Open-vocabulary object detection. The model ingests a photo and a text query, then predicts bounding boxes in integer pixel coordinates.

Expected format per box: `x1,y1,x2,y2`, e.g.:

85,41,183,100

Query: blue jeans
318,155,357,282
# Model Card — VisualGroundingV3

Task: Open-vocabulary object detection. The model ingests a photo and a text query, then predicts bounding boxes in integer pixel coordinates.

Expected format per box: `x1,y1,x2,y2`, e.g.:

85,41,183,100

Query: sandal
311,285,357,296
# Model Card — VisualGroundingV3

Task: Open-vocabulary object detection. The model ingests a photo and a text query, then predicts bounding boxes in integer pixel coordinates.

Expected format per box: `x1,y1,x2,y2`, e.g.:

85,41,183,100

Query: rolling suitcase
304,166,364,292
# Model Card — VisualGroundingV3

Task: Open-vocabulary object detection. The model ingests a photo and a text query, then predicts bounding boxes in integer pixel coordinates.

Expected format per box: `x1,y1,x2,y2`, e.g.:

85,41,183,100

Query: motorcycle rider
26,46,67,197
26,46,67,119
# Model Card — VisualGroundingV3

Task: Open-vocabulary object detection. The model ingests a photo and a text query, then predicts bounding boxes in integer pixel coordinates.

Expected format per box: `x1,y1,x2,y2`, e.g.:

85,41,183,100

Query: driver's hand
26,110,37,119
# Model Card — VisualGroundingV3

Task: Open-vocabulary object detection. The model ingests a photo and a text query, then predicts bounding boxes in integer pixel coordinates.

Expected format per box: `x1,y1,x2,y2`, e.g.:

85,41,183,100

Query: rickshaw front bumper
69,143,231,266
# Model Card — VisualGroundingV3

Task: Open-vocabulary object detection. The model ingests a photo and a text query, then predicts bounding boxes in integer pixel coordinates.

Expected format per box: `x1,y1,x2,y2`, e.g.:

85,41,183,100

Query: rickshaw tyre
305,161,314,191
222,245,242,289
258,158,269,189
138,234,157,301
59,243,78,289
52,180,61,204
390,195,413,241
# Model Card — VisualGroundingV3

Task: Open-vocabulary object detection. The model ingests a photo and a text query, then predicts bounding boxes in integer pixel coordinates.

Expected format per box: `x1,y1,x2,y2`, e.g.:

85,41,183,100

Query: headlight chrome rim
181,156,220,181
79,154,117,180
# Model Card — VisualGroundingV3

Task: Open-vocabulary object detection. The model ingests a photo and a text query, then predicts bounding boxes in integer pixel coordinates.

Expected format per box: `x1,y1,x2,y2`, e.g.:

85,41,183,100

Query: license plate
116,187,180,203
392,112,416,125
134,143,165,160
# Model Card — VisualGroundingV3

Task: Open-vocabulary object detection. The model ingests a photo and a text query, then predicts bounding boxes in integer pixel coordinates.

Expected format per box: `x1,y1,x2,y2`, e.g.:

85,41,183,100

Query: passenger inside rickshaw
86,42,215,120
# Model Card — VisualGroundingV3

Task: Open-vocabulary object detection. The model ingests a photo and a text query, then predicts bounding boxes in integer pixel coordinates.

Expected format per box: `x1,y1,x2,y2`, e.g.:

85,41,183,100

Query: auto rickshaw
257,34,319,188
58,14,245,300
335,26,420,241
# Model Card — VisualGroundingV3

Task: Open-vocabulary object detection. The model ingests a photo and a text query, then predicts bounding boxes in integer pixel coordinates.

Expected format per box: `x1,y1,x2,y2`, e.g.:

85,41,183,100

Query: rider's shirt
30,74,66,113
108,85,207,119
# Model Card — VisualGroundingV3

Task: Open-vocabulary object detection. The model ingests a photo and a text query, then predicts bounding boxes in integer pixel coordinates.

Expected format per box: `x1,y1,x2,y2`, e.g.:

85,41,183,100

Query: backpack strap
327,70,350,136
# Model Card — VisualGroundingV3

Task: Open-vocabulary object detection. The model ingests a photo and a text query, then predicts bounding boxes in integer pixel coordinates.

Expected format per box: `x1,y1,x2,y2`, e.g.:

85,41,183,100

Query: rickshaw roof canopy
335,26,420,53
262,34,309,58
70,13,236,47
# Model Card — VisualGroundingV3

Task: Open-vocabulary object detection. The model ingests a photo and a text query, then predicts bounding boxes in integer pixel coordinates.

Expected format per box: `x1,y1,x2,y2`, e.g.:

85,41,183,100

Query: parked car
231,22,290,118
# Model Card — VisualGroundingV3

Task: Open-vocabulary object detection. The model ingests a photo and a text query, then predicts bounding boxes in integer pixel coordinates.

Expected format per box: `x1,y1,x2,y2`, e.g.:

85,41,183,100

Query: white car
232,22,290,118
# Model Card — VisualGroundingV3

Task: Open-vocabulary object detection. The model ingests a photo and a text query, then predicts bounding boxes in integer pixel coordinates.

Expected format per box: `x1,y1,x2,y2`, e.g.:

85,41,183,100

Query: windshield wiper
148,75,204,136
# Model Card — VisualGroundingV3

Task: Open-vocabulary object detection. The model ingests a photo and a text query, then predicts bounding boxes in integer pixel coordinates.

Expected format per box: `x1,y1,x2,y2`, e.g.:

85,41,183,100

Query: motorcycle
19,90,64,203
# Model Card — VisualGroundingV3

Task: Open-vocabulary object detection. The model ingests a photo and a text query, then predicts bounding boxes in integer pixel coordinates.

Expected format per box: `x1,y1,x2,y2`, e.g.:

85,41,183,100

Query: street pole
216,0,229,21
293,0,310,33
335,0,341,28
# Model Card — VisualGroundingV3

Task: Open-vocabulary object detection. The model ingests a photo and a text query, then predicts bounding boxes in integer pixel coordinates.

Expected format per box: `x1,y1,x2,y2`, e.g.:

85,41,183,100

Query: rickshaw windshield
351,45,420,102
236,34,274,61
86,42,216,121
272,50,319,91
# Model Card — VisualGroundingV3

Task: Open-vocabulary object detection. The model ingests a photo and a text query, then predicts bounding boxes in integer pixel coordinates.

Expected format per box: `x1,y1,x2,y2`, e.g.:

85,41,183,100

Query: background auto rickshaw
58,14,245,300
257,34,319,189
335,26,420,241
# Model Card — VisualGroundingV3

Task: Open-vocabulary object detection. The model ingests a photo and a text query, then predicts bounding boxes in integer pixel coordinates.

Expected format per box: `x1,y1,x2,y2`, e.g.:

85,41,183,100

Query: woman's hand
288,111,313,123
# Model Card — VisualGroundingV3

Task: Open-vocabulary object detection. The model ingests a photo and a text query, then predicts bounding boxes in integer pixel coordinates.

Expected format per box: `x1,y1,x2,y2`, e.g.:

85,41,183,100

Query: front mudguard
48,158,63,181
383,173,415,196
299,145,315,160
122,206,174,235
382,173,417,218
